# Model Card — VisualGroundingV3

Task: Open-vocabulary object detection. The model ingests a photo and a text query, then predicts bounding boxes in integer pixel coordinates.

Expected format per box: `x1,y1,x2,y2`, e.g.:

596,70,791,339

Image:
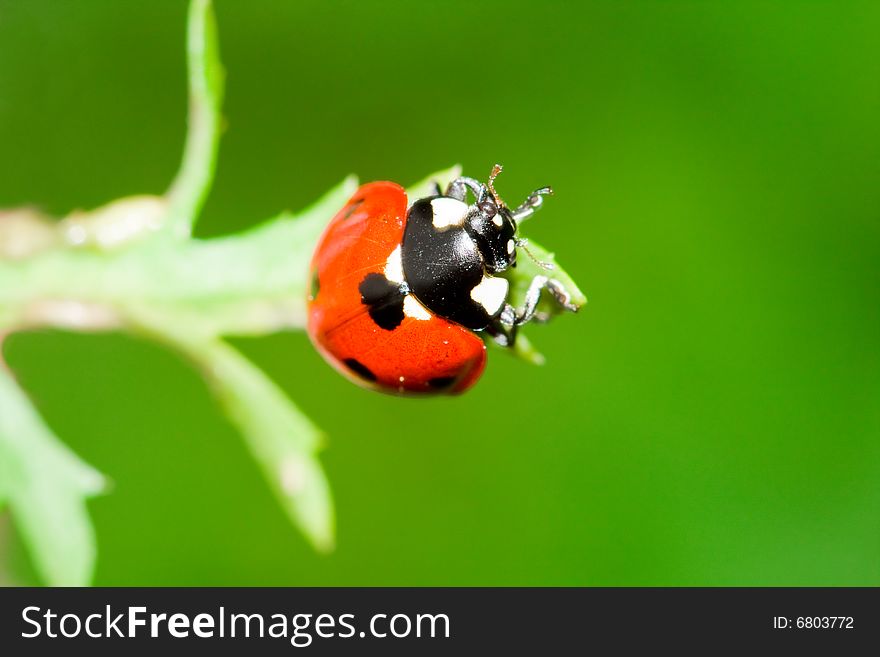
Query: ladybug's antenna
487,164,505,207
515,237,554,270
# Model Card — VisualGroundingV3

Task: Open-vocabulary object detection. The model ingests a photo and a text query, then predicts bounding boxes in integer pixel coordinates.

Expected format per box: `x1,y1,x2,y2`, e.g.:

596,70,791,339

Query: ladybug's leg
489,276,577,347
515,275,579,326
429,181,443,196
511,187,553,223
486,311,518,347
446,177,488,203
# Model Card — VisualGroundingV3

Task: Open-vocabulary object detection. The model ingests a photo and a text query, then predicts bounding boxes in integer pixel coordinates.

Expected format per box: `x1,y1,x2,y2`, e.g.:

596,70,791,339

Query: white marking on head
430,197,468,229
507,239,515,254
492,215,503,227
470,276,509,315
403,295,432,320
384,244,403,284
399,376,405,383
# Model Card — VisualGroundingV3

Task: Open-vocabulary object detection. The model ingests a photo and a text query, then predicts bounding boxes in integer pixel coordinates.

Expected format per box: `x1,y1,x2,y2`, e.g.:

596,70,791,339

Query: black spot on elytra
428,376,456,389
309,269,320,299
359,273,405,331
340,198,364,221
343,358,377,382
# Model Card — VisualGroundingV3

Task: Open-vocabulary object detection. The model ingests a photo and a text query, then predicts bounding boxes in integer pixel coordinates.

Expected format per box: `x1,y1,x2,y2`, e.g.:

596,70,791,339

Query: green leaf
122,310,334,552
506,237,587,318
164,0,224,239
499,236,586,363
201,339,334,552
0,364,105,586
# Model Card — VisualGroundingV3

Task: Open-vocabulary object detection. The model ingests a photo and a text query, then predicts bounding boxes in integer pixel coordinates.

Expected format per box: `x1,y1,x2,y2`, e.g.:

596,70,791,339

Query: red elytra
307,182,487,395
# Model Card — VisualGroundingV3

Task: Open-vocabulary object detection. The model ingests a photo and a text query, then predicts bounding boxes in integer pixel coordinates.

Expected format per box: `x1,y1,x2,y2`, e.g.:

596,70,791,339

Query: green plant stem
164,0,224,240
0,178,356,337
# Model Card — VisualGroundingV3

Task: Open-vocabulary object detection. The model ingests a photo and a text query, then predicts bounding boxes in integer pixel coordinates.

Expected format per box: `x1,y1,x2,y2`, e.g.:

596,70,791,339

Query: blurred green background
1,0,878,585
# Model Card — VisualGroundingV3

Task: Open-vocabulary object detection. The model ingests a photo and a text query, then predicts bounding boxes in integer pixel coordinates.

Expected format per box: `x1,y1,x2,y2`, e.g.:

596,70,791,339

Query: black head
435,165,553,275
464,198,518,274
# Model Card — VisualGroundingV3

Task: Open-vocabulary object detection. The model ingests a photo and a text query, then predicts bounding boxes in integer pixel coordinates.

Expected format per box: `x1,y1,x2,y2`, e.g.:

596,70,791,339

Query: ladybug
307,165,574,395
